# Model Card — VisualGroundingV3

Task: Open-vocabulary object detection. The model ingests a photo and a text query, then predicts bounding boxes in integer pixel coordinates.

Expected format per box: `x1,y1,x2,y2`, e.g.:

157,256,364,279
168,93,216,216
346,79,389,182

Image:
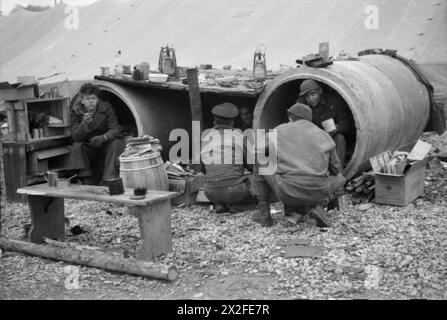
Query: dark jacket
70,100,122,143
201,124,253,188
298,95,352,135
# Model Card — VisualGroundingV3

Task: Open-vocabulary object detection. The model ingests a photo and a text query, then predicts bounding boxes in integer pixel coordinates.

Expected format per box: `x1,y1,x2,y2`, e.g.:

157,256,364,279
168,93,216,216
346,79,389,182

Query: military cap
287,103,312,121
211,103,239,119
299,79,321,97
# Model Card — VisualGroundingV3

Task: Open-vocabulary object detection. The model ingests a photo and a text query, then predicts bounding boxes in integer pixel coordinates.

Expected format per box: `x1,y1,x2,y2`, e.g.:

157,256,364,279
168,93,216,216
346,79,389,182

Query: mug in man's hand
322,118,336,133
83,112,93,123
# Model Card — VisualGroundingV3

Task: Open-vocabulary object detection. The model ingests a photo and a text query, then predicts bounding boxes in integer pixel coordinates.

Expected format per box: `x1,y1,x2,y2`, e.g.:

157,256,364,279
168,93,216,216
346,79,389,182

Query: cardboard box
0,82,37,101
169,173,205,206
375,159,427,206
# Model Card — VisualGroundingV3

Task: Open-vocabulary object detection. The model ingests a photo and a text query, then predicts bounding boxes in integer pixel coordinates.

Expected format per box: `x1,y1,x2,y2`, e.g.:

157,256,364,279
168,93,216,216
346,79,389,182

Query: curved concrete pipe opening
71,81,193,160
254,54,431,180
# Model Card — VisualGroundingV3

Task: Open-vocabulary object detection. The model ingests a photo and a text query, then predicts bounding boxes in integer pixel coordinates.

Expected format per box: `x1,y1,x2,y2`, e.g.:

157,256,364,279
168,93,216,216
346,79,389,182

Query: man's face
305,89,322,108
240,108,253,125
81,94,99,112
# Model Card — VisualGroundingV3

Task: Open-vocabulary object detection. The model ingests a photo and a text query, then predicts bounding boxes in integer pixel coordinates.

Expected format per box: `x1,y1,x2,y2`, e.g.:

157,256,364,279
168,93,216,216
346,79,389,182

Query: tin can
32,129,40,139
100,67,110,77
47,171,58,187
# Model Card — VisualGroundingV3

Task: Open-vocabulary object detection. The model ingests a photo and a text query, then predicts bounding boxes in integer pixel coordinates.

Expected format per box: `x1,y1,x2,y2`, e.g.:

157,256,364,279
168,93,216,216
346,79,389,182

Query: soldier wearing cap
201,103,254,214
297,79,353,170
252,103,345,228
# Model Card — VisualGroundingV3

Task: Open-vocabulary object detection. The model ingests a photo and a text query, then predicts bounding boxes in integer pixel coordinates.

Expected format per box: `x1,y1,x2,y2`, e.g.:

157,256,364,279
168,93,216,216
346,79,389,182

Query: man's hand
83,113,93,124
90,135,106,148
329,130,338,137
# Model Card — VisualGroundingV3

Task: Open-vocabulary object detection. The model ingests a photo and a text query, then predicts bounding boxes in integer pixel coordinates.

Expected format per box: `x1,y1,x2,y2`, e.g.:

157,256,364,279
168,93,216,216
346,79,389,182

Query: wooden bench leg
28,196,65,244
132,200,172,261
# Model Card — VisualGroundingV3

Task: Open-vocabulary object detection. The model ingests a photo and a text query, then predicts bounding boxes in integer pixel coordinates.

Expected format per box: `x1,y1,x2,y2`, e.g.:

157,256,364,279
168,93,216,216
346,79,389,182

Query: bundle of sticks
345,172,375,202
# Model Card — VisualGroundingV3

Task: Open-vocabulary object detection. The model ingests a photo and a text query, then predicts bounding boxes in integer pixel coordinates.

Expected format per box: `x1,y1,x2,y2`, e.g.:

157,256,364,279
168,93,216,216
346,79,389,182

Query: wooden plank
17,184,178,206
187,68,203,126
284,245,324,258
94,76,263,98
3,143,27,202
3,144,14,202
15,110,29,141
23,97,69,104
12,101,25,111
6,103,16,141
25,136,71,152
136,200,172,261
35,146,70,160
28,195,65,243
276,238,312,246
14,144,27,202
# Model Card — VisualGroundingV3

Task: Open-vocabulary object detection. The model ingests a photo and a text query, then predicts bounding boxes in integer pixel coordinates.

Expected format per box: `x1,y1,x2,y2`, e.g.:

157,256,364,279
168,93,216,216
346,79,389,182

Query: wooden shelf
94,75,266,98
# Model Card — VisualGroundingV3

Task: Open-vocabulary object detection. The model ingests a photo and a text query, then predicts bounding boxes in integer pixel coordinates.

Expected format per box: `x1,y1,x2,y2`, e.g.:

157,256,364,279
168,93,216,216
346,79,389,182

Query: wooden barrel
119,152,168,191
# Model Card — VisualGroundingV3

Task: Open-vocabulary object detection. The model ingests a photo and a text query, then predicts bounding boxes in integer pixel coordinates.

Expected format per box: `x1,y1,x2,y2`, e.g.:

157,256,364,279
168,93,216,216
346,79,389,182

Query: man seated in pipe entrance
69,83,125,185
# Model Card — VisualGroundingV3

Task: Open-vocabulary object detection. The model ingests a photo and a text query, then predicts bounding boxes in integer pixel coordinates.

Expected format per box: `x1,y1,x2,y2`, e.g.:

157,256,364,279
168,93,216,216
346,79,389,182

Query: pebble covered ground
0,132,446,300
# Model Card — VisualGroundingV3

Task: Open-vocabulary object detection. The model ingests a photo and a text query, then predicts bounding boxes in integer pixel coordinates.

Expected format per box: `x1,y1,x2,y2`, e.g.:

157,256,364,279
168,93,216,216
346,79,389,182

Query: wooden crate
375,159,427,206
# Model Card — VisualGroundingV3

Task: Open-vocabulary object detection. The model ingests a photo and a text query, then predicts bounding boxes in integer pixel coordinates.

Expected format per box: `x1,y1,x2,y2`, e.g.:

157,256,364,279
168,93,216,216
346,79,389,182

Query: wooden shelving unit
2,97,72,202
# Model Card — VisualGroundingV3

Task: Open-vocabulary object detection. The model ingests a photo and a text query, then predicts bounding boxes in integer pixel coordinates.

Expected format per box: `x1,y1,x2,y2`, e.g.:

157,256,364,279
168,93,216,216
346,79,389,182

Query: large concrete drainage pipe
253,54,431,180
71,81,193,160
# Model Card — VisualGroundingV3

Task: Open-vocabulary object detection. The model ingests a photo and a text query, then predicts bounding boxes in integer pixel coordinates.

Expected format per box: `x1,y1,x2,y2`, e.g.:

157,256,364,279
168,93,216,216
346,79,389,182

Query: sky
0,0,100,15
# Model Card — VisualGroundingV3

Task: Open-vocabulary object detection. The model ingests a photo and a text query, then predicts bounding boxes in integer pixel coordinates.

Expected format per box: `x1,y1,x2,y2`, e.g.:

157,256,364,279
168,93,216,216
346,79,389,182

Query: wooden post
187,68,203,168
28,195,65,243
3,143,27,202
134,200,172,261
5,102,16,141
187,68,203,127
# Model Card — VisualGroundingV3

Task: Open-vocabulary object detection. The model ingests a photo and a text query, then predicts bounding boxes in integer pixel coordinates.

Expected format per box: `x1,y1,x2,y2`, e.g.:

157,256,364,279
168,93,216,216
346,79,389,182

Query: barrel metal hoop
120,163,164,172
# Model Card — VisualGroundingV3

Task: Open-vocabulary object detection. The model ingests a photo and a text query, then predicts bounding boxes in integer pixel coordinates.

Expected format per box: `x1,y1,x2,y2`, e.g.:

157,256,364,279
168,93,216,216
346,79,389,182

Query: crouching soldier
201,103,254,214
69,83,125,185
252,103,345,228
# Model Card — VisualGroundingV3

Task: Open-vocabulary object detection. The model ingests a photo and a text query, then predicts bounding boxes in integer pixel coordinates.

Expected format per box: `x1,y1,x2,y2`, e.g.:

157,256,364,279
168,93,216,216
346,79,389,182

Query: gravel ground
0,133,446,300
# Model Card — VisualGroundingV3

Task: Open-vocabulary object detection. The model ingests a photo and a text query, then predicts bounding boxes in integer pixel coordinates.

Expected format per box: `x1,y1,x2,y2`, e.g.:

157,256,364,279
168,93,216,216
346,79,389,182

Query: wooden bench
17,184,178,261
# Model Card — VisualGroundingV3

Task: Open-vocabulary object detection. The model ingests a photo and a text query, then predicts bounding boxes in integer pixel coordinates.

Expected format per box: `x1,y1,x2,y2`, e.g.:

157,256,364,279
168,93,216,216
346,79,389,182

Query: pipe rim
254,67,365,178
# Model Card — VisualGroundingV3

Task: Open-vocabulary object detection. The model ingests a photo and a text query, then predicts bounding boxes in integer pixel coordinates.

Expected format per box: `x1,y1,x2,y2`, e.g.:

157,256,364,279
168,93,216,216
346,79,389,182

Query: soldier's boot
308,205,332,228
284,205,307,224
252,200,273,227
326,197,340,211
214,203,228,214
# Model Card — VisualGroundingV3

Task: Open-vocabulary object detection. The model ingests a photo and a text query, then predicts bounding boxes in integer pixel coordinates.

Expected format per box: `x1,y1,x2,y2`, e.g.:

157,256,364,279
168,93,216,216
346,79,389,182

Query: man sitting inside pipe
69,83,125,185
201,103,254,214
238,106,254,131
252,103,345,228
297,79,353,170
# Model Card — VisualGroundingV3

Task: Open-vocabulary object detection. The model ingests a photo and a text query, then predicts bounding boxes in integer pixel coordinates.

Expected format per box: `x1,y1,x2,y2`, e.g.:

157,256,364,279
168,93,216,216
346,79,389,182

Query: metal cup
100,67,110,77
106,178,124,195
322,118,336,133
47,171,58,187
32,129,40,139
